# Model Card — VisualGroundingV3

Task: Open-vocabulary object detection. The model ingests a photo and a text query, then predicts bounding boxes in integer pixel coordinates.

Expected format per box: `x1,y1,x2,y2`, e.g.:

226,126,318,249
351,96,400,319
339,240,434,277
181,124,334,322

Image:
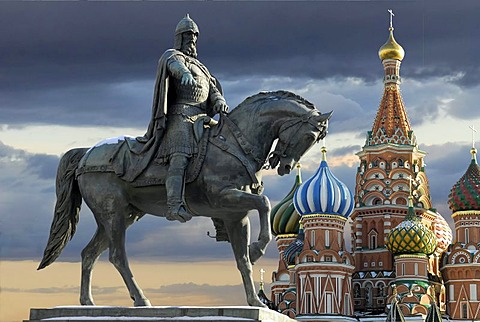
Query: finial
469,125,477,162
388,9,395,30
259,268,265,290
321,138,327,161
406,175,416,200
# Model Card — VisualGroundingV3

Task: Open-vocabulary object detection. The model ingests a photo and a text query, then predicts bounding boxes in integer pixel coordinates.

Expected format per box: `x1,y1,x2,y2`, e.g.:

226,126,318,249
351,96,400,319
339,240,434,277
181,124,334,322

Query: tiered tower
385,195,438,316
271,146,356,321
441,142,480,320
350,12,451,313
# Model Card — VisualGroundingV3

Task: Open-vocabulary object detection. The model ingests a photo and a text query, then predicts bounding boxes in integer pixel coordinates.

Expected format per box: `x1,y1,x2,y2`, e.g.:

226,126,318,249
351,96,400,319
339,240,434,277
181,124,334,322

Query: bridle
266,109,327,170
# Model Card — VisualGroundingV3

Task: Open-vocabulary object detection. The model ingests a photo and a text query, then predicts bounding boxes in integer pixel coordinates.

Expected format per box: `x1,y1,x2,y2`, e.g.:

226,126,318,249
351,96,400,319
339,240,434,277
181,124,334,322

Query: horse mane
234,90,316,112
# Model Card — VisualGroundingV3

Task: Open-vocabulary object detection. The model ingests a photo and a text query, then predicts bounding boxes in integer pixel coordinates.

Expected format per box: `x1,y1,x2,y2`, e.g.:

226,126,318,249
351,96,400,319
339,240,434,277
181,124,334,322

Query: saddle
77,117,214,187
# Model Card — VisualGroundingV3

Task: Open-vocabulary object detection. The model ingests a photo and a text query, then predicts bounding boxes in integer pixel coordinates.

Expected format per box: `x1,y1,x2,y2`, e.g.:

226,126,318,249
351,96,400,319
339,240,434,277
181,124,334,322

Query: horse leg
103,213,151,307
218,189,272,264
224,218,266,308
80,214,137,306
80,225,108,305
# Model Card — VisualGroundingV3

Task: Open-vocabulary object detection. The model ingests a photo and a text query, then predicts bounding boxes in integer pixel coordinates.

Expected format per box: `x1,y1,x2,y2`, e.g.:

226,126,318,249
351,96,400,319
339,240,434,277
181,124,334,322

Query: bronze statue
138,14,228,223
37,15,333,308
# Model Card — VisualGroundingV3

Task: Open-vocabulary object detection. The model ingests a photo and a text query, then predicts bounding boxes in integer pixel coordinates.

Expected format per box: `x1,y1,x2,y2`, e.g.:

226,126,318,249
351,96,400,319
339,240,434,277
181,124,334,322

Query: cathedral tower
350,11,451,313
441,142,480,320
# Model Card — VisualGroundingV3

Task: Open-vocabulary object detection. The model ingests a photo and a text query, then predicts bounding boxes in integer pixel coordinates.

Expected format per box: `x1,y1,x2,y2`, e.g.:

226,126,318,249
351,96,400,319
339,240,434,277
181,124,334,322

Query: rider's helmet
174,14,199,49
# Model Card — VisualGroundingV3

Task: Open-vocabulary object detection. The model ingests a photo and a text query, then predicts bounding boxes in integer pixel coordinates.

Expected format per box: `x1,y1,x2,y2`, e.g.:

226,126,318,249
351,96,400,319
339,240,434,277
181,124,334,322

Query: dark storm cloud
0,1,478,127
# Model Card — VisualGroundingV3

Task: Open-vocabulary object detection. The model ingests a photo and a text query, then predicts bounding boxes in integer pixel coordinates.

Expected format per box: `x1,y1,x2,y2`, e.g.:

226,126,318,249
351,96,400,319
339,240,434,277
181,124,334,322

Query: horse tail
38,148,89,270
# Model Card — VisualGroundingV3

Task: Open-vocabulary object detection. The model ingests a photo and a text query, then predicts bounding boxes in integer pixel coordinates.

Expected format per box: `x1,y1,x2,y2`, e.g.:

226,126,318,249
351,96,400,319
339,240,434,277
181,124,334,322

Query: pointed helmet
175,14,199,36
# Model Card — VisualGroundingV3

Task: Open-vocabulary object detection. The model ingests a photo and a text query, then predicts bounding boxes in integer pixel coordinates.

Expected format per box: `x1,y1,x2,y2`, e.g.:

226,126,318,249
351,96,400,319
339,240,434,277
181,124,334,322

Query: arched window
325,230,330,248
370,234,377,250
466,228,470,243
368,229,378,250
396,197,407,205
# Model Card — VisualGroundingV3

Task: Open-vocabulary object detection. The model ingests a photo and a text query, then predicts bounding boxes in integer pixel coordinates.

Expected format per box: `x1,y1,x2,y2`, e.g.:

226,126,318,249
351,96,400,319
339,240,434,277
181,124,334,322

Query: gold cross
388,9,395,28
469,125,477,149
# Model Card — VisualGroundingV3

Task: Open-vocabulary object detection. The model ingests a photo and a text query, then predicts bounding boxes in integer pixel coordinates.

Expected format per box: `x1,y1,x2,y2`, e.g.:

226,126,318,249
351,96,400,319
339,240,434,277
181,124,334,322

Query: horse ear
315,110,333,124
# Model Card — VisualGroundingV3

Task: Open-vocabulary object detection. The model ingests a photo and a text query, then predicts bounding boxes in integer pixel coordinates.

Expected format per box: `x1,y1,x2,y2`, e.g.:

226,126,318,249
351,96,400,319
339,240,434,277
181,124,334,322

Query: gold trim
301,214,347,221
276,234,298,239
452,210,480,218
395,254,428,259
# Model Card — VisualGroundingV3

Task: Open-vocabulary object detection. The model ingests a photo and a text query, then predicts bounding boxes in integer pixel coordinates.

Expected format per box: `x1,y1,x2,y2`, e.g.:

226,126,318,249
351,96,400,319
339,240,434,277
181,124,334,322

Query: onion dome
378,27,405,61
433,212,453,253
293,146,354,217
386,197,437,255
448,148,480,212
283,225,304,266
271,164,302,236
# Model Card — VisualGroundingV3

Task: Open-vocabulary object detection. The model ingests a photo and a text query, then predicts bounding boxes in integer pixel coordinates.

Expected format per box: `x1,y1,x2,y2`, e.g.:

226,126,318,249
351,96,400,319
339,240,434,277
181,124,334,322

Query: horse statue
38,90,331,308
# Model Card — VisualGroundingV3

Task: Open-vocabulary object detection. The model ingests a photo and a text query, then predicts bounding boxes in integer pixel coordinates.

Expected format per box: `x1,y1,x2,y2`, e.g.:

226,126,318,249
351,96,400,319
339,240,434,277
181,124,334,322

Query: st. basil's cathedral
266,13,480,322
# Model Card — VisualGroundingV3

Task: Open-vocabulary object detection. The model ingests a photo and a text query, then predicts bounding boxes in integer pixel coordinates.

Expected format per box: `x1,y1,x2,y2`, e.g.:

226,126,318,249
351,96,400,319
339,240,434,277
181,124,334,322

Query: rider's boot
165,158,193,223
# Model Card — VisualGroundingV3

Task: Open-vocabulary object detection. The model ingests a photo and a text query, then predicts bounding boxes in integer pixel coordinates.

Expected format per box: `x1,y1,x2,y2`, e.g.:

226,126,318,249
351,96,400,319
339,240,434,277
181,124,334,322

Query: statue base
25,306,297,322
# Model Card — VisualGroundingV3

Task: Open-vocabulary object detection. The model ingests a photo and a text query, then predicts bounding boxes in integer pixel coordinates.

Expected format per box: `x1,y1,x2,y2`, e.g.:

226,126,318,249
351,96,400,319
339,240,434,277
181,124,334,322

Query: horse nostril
285,164,292,172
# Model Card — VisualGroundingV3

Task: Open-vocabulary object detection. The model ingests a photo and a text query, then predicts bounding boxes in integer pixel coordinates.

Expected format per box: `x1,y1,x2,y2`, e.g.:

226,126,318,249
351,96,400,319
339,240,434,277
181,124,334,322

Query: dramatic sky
1,1,479,321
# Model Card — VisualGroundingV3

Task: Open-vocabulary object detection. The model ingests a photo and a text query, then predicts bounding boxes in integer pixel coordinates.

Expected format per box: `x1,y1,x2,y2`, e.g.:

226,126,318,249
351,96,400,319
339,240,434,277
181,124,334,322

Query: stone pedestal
25,306,298,322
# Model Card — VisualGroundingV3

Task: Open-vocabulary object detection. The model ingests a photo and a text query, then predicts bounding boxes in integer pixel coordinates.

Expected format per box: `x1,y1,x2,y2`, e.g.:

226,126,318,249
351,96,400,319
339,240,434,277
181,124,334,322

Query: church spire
367,10,413,146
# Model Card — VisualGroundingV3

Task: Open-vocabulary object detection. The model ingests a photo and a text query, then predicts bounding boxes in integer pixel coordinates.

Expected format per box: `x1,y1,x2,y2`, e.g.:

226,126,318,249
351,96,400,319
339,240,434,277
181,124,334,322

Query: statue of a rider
138,14,228,223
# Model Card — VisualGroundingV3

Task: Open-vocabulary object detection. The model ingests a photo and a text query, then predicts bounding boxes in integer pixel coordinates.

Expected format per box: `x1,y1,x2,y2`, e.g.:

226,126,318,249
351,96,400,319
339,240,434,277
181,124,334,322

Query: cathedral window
462,303,468,319
325,230,330,248
471,284,477,301
466,228,470,243
325,255,332,262
304,292,312,314
369,231,378,250
379,261,383,267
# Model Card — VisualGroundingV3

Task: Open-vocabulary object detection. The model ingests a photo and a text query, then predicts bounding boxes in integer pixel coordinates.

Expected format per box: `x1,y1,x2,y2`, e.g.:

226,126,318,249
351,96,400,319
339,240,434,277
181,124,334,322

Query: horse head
269,109,332,175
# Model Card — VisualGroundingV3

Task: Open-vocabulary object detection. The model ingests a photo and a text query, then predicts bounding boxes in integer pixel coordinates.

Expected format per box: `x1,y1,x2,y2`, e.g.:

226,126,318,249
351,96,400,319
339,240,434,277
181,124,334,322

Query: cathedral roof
293,147,354,217
378,27,405,61
448,148,480,212
368,84,413,146
283,226,304,266
368,18,413,147
386,197,437,256
271,164,302,236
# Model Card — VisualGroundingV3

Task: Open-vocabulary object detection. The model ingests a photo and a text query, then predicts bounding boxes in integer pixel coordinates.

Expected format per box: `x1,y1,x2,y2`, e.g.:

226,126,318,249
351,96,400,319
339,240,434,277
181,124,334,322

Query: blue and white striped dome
293,147,354,217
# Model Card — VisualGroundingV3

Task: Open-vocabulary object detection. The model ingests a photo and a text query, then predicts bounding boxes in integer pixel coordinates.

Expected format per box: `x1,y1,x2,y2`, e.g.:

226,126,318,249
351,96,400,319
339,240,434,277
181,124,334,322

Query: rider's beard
181,42,197,58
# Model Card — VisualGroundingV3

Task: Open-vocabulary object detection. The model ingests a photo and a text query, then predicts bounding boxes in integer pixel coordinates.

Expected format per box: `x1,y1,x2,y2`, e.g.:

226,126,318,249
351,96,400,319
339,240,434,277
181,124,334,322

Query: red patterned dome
448,148,480,212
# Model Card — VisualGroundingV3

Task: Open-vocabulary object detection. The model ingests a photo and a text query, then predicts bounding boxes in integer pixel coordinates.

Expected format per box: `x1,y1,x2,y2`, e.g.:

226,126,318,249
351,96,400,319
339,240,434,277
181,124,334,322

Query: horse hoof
80,298,95,306
249,242,264,264
134,299,152,307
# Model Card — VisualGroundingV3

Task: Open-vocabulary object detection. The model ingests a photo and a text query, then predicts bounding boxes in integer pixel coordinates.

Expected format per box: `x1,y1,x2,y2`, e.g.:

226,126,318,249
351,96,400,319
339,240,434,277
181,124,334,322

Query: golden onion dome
378,27,405,61
386,198,437,255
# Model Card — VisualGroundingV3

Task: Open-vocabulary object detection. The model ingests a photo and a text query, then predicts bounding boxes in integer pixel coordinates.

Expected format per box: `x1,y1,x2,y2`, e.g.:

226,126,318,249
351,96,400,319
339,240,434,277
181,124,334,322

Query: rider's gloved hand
213,99,229,114
181,72,197,86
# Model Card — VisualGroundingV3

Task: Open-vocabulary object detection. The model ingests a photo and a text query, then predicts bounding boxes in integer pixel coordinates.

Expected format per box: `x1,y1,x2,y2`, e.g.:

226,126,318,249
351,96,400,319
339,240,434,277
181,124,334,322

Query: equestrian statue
38,14,332,308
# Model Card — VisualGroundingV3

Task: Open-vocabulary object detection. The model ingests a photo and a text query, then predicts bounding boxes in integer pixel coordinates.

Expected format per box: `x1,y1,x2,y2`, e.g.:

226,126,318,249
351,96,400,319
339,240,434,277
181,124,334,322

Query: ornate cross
388,9,395,28
260,268,265,284
469,125,477,148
